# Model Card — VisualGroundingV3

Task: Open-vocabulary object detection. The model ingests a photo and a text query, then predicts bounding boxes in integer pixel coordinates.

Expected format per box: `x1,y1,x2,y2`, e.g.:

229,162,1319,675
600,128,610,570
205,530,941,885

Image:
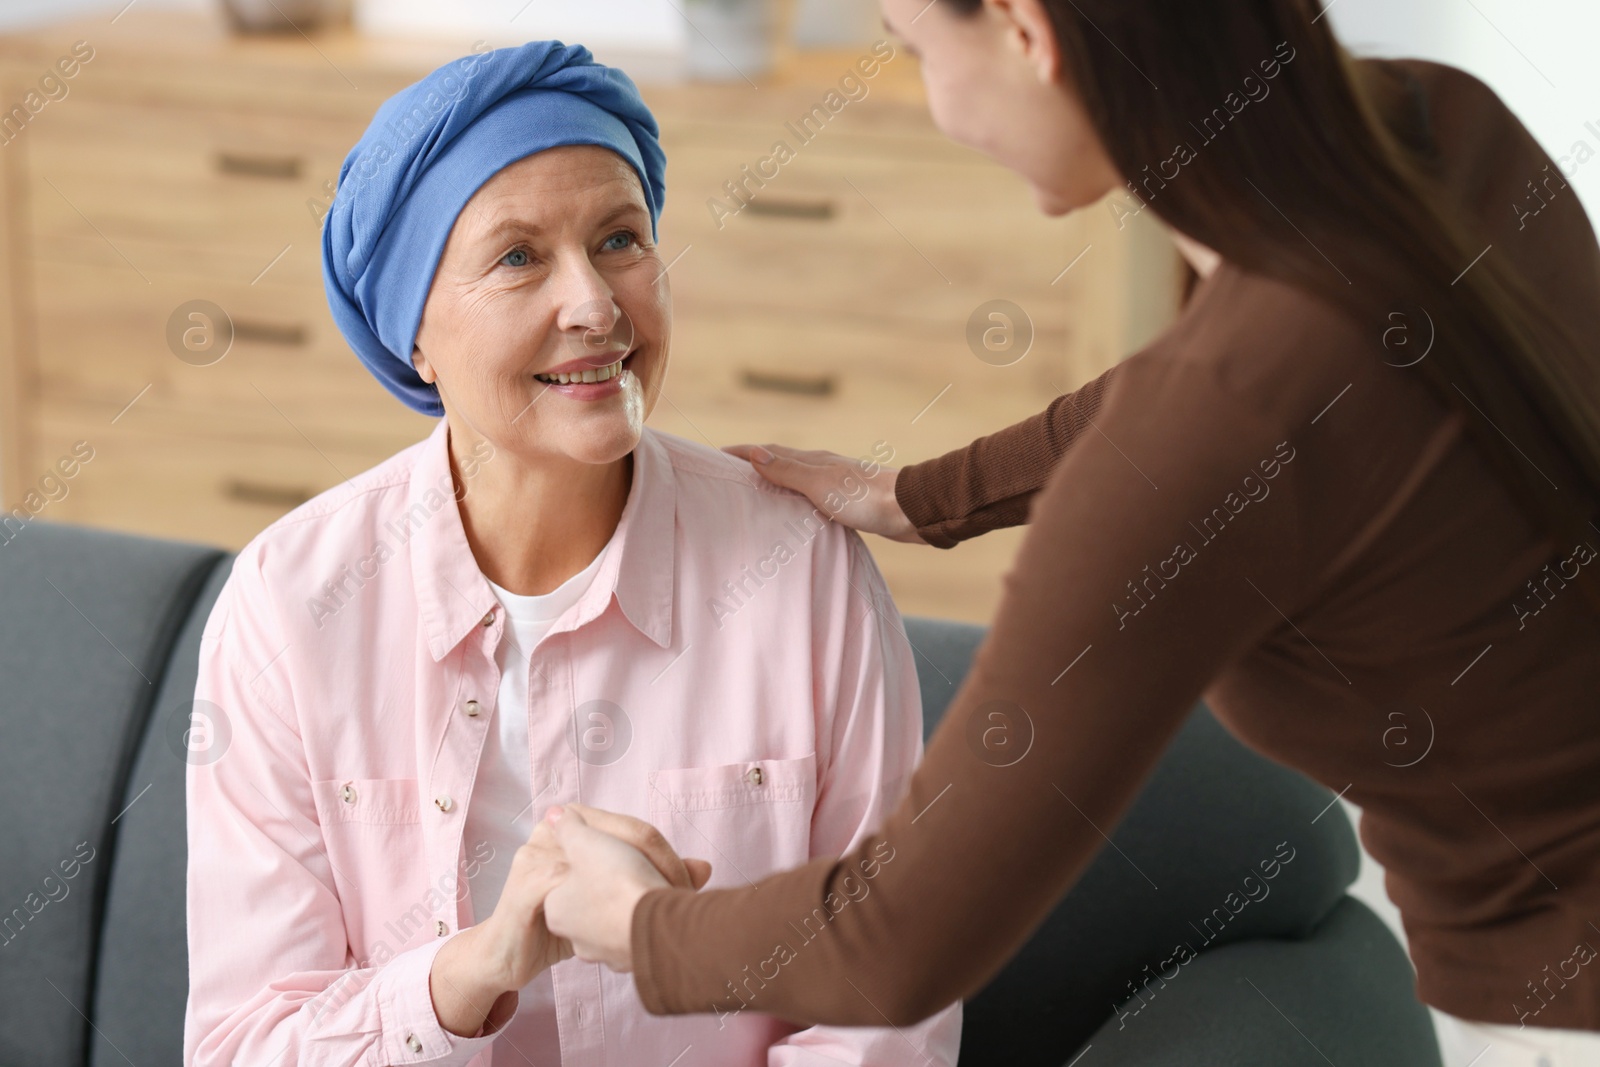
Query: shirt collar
407,418,676,662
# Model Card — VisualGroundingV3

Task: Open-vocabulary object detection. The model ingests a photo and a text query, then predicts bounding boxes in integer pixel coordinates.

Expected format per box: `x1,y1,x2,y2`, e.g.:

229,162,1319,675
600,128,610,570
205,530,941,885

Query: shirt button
405,1033,422,1053
481,609,494,626
436,920,448,936
746,767,764,786
464,699,481,718
434,794,454,812
339,783,357,804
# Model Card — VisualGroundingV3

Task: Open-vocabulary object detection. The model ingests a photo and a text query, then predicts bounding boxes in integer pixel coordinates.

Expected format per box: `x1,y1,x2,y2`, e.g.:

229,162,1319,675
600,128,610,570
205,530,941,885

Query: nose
553,256,625,354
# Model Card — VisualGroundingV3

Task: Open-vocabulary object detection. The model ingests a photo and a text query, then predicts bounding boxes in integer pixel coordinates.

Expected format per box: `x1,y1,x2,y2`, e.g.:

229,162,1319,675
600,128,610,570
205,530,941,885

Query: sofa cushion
903,617,1360,1066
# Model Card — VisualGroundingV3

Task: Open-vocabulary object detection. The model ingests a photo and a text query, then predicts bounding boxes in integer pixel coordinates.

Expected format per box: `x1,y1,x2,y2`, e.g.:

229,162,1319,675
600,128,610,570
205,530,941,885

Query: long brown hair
946,0,1600,611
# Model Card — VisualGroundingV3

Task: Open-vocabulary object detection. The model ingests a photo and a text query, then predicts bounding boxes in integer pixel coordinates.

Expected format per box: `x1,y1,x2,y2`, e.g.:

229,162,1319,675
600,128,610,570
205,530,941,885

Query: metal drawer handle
233,320,308,347
740,369,836,397
744,197,836,221
214,151,304,180
223,479,313,508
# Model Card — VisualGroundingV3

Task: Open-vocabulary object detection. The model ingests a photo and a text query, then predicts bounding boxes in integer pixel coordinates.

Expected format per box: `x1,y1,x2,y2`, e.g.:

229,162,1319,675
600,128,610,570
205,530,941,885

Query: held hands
488,804,712,980
430,805,704,1038
543,805,707,972
476,816,579,991
721,444,928,545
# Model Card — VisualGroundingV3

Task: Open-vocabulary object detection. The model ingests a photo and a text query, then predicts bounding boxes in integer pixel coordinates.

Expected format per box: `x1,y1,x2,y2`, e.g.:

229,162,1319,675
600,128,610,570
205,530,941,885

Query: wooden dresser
0,8,1180,622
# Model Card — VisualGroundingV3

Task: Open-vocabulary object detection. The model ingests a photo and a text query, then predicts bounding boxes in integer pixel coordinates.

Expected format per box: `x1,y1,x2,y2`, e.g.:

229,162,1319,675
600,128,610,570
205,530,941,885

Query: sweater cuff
894,462,961,550
631,885,680,1015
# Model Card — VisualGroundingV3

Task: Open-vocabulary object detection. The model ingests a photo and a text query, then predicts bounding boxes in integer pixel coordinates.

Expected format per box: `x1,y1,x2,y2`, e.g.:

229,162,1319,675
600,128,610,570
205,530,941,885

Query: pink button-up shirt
183,416,962,1067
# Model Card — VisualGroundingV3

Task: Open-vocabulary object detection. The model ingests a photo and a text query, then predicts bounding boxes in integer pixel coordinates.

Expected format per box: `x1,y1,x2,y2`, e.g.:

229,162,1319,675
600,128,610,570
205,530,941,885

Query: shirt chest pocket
311,778,427,922
646,753,817,884
314,777,423,825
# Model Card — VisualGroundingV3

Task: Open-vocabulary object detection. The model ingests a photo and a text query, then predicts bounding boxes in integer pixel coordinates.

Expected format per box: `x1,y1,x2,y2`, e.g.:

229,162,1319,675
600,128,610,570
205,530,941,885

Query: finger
559,803,695,889
720,443,769,463
685,857,713,889
727,446,826,496
556,803,693,889
528,814,559,847
723,442,809,460
520,838,569,882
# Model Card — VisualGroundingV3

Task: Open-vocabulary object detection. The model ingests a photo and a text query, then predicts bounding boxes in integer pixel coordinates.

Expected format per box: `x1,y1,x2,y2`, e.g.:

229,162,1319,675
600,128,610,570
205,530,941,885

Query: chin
1029,182,1083,216
563,431,636,470
562,418,645,467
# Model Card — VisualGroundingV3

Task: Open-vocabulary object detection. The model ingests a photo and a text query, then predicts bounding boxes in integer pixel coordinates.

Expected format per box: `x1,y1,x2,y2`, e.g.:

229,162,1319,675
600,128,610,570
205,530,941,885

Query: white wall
0,0,687,50
1330,0,1600,221
0,0,147,26
355,0,687,51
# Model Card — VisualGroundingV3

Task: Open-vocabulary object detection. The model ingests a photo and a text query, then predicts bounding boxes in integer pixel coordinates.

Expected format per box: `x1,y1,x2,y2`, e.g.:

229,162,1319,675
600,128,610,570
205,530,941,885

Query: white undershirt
464,541,611,1061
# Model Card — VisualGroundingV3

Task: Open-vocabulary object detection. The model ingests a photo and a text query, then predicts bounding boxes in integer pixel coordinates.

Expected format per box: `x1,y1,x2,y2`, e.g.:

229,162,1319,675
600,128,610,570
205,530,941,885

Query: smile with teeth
534,356,625,385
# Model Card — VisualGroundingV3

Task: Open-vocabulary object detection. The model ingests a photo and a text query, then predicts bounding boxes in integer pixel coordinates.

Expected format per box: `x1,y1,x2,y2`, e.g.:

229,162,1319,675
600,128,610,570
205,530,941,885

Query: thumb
685,858,713,889
548,805,593,849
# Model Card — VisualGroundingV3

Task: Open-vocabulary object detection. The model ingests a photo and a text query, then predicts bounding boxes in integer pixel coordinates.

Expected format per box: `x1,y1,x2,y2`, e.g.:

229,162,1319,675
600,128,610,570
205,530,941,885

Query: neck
447,419,632,597
1171,228,1222,279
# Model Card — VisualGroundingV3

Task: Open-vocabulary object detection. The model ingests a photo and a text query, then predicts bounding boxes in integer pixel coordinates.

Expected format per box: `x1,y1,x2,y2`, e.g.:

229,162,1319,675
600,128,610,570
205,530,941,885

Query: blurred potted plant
683,0,781,80
219,0,353,34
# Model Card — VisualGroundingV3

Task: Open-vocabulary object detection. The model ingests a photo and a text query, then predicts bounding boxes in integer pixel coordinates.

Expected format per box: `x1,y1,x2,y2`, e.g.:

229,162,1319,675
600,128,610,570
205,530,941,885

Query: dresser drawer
27,98,358,285
655,129,1094,330
31,260,431,450
646,368,1050,472
659,295,1062,425
32,398,407,550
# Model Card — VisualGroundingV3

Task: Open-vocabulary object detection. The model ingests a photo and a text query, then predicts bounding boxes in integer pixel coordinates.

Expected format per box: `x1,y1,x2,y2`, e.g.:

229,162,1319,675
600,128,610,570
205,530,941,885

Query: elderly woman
181,42,960,1067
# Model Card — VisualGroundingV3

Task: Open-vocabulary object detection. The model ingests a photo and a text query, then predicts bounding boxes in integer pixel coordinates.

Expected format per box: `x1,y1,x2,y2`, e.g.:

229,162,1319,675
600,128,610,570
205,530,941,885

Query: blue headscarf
321,41,666,417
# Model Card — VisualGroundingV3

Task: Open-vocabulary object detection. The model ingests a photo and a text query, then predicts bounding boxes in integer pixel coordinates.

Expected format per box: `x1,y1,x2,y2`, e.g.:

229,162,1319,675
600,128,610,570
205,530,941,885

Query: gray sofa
0,519,1441,1066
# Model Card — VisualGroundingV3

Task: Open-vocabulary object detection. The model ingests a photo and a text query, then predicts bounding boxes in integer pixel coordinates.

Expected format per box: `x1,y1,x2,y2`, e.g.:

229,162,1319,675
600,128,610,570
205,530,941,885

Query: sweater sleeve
629,353,1310,1025
894,366,1117,548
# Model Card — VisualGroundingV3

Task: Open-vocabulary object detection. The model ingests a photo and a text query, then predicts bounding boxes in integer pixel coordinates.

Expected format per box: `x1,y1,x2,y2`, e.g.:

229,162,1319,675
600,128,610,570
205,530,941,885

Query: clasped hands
477,803,712,986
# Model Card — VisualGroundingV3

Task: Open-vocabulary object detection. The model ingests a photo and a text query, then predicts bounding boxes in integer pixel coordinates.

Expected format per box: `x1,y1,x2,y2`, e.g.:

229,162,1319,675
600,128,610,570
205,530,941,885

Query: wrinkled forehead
453,144,650,246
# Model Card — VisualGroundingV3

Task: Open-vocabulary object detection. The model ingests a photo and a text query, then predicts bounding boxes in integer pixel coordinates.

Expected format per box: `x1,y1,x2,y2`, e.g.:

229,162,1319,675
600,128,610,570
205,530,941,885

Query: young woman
536,2,1600,1066
181,41,960,1067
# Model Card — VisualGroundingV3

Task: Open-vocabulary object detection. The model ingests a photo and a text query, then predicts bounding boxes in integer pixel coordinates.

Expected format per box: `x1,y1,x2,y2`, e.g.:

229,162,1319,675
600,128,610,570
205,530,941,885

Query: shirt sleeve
631,354,1308,1026
895,365,1117,548
764,531,962,1065
183,546,511,1067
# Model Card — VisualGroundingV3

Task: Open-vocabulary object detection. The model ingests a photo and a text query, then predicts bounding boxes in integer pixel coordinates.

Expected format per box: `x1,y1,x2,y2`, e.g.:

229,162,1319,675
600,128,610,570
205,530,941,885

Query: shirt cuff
376,932,512,1065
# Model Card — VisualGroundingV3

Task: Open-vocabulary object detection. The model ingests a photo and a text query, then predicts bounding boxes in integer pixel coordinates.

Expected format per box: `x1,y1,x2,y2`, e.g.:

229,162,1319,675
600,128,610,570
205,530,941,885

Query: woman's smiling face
411,143,669,466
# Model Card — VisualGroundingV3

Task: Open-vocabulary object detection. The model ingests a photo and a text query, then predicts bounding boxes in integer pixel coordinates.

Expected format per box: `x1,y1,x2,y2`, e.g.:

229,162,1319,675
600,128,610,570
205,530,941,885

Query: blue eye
603,231,636,252
501,247,530,267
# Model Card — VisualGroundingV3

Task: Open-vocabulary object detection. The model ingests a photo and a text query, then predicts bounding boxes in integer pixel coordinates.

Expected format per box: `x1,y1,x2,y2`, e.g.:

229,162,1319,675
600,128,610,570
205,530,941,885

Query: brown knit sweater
631,58,1600,1031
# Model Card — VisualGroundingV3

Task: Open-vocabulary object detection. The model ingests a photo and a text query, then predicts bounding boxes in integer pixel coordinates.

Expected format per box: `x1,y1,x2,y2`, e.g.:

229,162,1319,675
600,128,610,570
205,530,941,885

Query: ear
987,0,1063,84
412,344,435,385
